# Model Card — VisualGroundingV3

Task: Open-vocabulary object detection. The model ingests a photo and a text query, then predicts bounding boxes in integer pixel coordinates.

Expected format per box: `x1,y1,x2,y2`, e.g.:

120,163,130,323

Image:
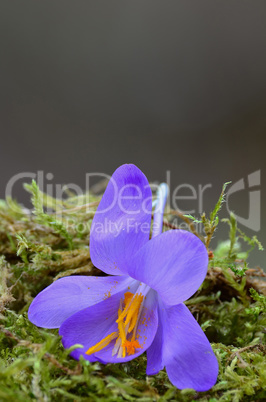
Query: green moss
0,181,265,401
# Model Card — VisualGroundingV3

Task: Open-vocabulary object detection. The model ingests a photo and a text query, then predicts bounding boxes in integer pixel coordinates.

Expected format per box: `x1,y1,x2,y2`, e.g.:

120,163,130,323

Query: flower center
85,284,149,358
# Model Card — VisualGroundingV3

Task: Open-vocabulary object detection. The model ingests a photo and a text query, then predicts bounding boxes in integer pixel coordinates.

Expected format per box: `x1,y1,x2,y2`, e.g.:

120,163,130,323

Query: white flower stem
152,183,168,238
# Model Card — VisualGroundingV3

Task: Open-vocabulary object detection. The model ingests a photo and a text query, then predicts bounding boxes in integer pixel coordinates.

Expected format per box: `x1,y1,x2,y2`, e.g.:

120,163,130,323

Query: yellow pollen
103,290,111,299
85,331,118,355
124,292,134,306
117,293,144,325
124,294,144,328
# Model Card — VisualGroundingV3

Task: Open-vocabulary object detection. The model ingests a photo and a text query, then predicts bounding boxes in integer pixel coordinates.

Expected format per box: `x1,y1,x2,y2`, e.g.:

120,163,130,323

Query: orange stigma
123,339,141,355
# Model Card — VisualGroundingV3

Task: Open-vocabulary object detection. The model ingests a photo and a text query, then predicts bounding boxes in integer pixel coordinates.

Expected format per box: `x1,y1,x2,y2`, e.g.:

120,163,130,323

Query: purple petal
147,302,218,391
59,287,158,363
90,164,152,275
28,275,134,329
145,308,164,375
59,290,126,362
128,230,208,305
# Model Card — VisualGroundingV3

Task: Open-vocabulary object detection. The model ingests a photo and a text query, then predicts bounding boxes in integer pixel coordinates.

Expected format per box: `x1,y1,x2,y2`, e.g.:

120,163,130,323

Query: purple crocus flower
28,164,218,391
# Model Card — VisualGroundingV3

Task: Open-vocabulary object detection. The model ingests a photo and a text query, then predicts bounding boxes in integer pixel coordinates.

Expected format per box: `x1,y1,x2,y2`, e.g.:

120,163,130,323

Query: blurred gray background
0,1,265,267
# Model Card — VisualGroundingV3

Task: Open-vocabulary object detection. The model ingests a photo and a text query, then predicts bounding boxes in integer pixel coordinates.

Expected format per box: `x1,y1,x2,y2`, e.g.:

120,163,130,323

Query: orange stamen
85,331,118,355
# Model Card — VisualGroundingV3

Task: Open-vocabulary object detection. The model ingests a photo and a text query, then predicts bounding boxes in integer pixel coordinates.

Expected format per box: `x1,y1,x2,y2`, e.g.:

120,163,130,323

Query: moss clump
0,181,265,401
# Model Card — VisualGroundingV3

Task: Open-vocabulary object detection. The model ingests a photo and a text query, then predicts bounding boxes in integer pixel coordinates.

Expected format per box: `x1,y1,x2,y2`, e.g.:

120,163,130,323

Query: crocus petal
147,302,218,391
145,309,164,375
28,275,134,329
128,230,208,306
90,164,152,275
59,287,158,364
59,290,126,362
